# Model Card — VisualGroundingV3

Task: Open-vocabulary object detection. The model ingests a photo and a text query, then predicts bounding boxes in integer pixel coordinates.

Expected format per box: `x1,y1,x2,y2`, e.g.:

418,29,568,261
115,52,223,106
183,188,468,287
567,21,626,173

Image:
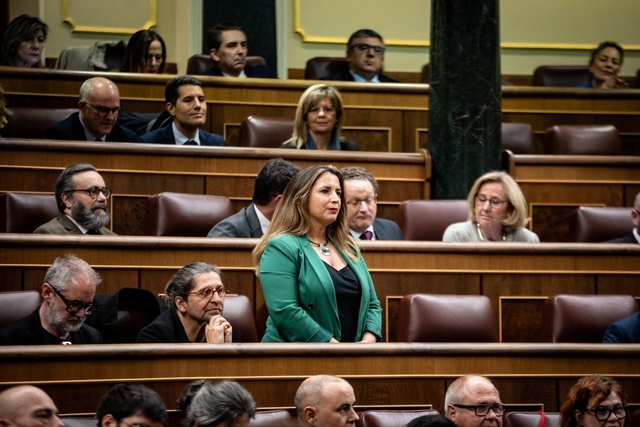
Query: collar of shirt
253,204,271,235
65,214,90,234
349,69,380,83
221,69,248,78
172,122,201,145
349,225,376,240
633,228,640,243
79,115,104,141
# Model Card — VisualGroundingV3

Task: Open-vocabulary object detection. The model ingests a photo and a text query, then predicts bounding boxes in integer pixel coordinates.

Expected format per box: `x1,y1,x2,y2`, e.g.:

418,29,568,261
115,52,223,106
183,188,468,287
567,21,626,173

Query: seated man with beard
34,163,115,235
0,253,102,345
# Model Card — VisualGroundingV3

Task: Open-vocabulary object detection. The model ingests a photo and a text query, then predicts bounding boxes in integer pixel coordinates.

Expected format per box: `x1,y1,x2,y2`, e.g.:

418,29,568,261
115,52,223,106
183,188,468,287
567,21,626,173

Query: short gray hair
444,375,498,417
294,375,349,418
340,166,379,195
164,262,222,313
44,253,101,292
186,381,255,427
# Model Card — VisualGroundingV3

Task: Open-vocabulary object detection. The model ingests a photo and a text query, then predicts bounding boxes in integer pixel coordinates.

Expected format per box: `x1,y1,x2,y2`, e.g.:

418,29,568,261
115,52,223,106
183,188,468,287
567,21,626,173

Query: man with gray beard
35,163,116,235
0,253,102,344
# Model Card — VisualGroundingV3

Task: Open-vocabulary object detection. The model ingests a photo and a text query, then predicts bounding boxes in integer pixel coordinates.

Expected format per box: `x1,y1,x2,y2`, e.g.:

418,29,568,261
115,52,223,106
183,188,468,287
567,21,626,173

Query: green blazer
259,234,382,342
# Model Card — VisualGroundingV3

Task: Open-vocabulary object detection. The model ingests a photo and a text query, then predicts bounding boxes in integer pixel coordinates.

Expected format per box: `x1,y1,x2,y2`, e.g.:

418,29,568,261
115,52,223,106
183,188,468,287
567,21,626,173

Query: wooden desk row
2,67,640,154
1,235,639,342
0,343,639,414
0,140,430,235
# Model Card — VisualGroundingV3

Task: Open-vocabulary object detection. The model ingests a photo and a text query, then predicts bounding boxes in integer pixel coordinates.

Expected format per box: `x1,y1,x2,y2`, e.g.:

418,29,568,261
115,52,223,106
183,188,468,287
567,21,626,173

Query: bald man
43,77,137,142
445,375,504,427
294,375,359,427
0,385,64,427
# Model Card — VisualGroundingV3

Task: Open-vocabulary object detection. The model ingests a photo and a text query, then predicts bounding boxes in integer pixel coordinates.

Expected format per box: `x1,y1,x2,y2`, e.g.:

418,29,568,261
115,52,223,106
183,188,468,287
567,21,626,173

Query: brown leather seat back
304,57,349,80
223,295,259,342
251,409,297,426
358,409,440,427
398,200,468,241
533,66,591,87
397,294,498,342
504,412,560,427
0,291,42,328
543,125,621,155
237,115,294,148
420,63,431,83
145,192,234,236
2,108,77,139
502,123,536,154
187,54,267,75
0,192,60,233
541,294,639,342
569,206,634,242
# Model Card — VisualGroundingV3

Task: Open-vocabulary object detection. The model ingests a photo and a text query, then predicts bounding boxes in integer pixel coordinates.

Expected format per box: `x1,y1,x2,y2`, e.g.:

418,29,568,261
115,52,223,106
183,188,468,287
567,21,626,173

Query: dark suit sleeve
603,323,625,343
43,125,65,140
208,219,242,237
136,322,165,343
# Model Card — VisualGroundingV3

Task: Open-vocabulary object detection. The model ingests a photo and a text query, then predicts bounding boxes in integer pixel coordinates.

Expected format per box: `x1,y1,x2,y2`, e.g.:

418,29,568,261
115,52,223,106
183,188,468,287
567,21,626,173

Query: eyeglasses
87,104,122,117
347,197,377,208
116,419,152,427
351,43,385,55
585,406,627,421
68,186,111,199
452,404,505,417
186,286,228,299
50,285,97,315
143,54,163,62
475,195,508,209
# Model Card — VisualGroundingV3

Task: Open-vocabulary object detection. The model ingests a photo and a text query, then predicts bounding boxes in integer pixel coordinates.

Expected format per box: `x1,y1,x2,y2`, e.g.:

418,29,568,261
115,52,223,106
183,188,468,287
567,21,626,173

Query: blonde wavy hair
284,84,345,149
252,165,358,271
467,171,530,232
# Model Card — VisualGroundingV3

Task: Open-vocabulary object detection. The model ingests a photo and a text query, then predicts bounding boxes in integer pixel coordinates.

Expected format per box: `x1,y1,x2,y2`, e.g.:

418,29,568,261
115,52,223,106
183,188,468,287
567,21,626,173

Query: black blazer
208,204,263,238
0,308,102,345
322,69,399,83
137,311,241,343
607,234,637,243
373,218,403,240
43,112,138,142
140,125,226,146
202,64,277,78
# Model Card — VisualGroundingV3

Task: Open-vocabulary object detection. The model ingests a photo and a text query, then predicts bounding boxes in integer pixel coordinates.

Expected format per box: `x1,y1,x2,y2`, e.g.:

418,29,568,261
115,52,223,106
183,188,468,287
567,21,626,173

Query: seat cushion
304,57,350,80
358,409,440,427
251,409,297,427
0,291,42,328
399,200,468,241
237,115,294,148
569,207,634,242
543,125,621,155
223,295,259,342
504,412,560,427
0,192,60,233
502,123,536,154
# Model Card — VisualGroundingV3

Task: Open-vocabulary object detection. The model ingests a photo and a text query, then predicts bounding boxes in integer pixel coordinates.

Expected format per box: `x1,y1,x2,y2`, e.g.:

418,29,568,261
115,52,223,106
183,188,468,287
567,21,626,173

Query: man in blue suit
341,166,403,240
202,23,276,79
140,76,225,146
603,312,640,343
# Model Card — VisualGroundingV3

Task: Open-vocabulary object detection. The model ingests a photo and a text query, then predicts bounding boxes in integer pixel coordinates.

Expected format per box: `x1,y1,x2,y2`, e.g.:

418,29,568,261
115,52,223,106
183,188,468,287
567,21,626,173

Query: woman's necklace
475,222,506,242
308,237,331,256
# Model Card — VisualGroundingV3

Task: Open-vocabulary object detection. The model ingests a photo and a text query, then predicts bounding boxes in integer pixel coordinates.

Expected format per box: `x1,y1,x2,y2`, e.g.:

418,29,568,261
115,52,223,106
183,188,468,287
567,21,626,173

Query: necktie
184,140,198,145
360,230,373,240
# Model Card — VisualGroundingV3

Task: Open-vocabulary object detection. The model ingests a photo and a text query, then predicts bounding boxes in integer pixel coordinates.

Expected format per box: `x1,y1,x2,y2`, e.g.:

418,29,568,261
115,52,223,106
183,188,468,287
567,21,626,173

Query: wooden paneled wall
2,236,639,342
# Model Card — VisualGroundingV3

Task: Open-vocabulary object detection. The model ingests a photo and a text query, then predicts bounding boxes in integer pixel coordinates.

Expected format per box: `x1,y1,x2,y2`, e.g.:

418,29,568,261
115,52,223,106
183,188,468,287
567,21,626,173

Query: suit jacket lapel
245,204,263,237
59,215,82,233
296,236,339,320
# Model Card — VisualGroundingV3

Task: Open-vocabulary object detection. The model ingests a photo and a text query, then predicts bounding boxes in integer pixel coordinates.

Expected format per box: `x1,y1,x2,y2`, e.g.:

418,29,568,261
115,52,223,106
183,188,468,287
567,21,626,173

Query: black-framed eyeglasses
88,104,122,117
475,195,508,209
68,186,111,199
453,404,505,417
116,419,152,427
350,43,385,55
585,406,627,421
185,286,228,299
50,285,97,315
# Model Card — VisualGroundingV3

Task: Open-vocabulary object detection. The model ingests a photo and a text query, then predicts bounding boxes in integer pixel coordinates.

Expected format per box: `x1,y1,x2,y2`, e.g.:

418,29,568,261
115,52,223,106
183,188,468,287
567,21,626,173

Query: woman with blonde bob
253,165,381,343
443,171,539,242
560,375,627,427
281,84,359,150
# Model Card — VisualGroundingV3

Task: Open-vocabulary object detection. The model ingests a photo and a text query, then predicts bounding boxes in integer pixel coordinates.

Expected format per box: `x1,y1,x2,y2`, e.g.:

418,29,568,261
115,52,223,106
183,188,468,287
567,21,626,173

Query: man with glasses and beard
34,163,115,235
0,253,102,345
137,262,240,343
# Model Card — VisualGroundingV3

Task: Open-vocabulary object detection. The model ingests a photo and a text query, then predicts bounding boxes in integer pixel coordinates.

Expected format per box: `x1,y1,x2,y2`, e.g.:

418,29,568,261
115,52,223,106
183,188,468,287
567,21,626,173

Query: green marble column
429,0,501,199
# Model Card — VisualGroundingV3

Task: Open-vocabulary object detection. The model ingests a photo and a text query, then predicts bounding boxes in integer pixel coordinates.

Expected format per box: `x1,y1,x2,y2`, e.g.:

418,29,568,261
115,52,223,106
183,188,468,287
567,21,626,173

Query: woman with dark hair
121,30,166,74
560,375,627,427
1,15,48,67
583,42,628,89
252,165,382,343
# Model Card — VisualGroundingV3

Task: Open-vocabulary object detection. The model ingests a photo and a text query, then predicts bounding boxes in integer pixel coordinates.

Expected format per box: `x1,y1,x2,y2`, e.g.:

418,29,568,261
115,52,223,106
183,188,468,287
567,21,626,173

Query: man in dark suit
208,158,300,238
0,254,102,345
202,23,276,78
603,312,640,343
34,163,116,235
323,29,398,83
341,166,403,240
43,77,137,142
607,192,640,244
140,76,225,146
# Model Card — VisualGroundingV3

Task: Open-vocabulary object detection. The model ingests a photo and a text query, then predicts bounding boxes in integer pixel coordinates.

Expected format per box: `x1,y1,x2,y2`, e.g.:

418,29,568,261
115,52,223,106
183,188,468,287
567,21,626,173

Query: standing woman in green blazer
252,165,382,343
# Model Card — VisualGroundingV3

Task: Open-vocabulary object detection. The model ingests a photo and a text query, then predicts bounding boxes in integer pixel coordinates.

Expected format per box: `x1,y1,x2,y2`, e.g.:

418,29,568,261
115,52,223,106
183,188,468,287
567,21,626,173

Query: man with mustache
34,163,115,235
0,253,102,345
43,77,137,142
140,76,225,146
137,262,240,343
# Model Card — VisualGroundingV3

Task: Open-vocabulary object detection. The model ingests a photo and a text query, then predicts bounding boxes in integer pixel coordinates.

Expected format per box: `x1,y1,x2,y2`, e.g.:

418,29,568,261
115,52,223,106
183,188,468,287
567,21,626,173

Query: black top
137,310,242,343
0,308,102,345
324,263,362,342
